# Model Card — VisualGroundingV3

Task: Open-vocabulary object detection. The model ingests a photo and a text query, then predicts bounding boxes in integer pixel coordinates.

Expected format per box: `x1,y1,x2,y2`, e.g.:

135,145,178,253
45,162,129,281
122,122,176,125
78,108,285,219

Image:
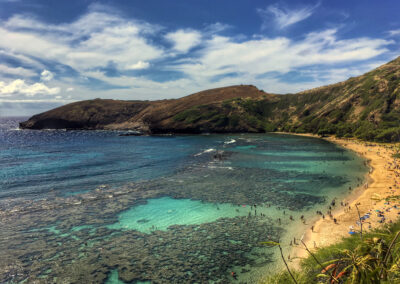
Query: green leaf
316,274,330,278
321,259,341,266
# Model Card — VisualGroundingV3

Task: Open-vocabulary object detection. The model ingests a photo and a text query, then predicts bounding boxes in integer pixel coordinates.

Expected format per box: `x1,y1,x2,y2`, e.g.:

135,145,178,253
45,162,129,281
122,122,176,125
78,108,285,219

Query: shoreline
281,133,399,269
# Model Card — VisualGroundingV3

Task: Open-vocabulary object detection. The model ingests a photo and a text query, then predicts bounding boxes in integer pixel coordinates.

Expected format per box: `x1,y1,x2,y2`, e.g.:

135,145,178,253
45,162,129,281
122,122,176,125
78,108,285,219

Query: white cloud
0,50,45,70
0,64,36,77
80,26,393,97
0,79,60,97
0,11,164,72
127,61,150,70
388,29,400,37
258,3,318,30
66,87,74,92
204,22,231,34
174,29,390,77
40,70,54,81
165,29,202,53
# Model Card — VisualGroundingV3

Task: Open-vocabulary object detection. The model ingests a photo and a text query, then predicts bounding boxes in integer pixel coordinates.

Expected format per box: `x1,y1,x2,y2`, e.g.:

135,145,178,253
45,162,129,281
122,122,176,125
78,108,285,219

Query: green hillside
170,57,400,141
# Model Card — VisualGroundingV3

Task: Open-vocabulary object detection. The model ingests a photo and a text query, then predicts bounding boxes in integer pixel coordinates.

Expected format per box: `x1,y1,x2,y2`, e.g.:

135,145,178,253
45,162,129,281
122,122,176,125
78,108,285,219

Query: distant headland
20,56,400,142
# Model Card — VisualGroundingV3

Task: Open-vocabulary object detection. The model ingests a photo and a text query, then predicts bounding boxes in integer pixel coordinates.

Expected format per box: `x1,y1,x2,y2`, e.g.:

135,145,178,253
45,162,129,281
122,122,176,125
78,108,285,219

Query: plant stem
278,244,298,284
355,204,363,240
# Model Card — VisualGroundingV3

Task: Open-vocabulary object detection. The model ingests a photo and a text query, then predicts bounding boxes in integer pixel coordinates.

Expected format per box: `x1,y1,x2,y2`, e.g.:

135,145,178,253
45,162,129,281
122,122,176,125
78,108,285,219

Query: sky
0,0,399,116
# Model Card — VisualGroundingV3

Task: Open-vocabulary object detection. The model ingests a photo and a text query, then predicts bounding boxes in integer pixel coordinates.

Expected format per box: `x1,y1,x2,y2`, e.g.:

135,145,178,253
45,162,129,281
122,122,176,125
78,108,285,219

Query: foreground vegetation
264,220,400,283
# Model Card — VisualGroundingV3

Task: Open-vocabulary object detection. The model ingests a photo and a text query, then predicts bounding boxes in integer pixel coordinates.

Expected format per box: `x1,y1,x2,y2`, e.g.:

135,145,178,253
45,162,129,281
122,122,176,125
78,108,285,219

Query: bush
264,121,277,132
375,127,400,142
228,114,240,128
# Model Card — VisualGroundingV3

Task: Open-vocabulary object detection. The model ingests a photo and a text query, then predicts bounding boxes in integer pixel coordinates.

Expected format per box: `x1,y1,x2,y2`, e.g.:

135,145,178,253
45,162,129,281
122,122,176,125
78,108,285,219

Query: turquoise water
108,197,244,232
0,117,368,283
108,197,282,233
106,270,127,284
106,270,151,284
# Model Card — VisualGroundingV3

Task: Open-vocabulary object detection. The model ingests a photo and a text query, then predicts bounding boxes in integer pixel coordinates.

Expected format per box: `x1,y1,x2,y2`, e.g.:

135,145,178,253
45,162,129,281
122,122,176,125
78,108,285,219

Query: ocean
0,117,367,283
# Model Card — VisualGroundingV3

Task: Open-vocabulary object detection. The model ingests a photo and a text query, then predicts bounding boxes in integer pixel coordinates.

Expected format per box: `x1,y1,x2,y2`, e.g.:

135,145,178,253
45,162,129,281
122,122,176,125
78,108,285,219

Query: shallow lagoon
108,197,253,232
0,117,368,283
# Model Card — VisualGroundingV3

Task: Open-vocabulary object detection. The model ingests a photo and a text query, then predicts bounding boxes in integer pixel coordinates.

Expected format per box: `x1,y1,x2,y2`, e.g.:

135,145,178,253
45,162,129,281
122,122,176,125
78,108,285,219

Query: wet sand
287,135,400,268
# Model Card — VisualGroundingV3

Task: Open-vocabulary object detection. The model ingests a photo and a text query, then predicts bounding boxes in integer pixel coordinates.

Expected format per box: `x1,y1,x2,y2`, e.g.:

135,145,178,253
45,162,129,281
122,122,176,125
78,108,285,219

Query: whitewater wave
207,165,234,170
224,139,236,144
194,148,216,156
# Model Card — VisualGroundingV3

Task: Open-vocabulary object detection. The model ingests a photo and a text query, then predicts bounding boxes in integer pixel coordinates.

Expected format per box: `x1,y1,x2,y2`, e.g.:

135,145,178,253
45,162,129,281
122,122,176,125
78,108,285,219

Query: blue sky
0,0,399,116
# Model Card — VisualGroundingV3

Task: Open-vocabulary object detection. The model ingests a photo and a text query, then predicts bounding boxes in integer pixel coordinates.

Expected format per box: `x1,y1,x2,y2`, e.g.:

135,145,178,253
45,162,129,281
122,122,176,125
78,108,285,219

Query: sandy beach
288,135,400,267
